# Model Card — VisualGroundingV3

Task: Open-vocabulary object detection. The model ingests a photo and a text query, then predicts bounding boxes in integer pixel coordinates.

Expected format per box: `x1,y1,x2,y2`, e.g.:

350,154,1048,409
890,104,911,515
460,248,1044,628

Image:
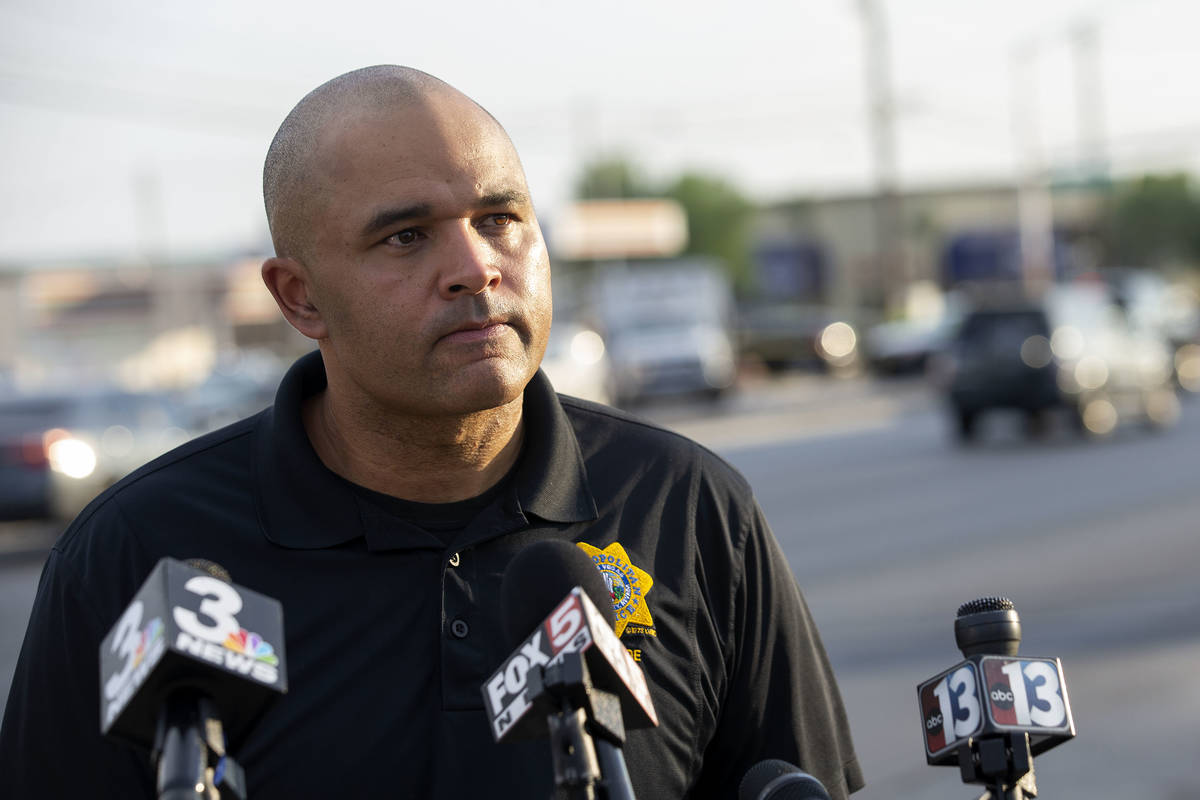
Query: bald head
263,65,508,261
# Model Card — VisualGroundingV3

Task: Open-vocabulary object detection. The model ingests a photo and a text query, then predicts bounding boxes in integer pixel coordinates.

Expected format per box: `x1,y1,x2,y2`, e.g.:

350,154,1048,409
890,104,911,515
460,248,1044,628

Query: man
0,66,862,798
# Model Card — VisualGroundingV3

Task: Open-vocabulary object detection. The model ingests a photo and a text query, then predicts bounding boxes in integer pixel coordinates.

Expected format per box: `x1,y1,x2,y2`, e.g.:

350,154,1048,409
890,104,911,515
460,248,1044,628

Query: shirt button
450,618,470,639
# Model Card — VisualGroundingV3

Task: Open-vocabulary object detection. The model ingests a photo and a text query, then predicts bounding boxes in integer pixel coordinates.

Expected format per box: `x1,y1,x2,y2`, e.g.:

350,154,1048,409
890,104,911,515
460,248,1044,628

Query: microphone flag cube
481,586,657,742
917,654,1075,765
99,557,287,749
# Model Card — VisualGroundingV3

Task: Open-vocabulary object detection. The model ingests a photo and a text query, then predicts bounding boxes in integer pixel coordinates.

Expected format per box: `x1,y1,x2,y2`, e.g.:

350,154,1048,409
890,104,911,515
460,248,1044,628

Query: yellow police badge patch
576,542,656,638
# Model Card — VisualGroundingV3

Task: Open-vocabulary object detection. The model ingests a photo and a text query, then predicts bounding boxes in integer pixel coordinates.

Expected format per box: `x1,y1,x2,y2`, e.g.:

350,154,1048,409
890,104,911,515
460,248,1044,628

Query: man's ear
261,256,328,340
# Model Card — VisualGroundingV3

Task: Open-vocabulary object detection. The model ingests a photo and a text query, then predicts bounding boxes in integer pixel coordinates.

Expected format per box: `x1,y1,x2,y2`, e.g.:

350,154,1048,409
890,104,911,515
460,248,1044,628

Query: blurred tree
1103,173,1200,269
665,173,756,294
573,157,756,293
574,157,653,199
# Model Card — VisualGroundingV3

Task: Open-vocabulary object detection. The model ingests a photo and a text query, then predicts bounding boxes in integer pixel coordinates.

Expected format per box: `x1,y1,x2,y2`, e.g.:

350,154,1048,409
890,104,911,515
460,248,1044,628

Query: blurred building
0,257,308,393
0,180,1118,392
753,179,1108,311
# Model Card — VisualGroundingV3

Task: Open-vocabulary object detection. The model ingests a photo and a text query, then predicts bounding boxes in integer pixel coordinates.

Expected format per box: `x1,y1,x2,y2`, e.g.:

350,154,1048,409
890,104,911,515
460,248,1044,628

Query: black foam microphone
99,557,287,799
738,759,832,800
955,596,1021,657
482,540,657,800
500,539,617,640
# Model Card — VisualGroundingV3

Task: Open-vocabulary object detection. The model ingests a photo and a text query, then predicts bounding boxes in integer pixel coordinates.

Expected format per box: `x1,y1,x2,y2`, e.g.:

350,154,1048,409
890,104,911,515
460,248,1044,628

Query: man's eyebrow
477,190,531,209
360,203,432,240
359,191,531,240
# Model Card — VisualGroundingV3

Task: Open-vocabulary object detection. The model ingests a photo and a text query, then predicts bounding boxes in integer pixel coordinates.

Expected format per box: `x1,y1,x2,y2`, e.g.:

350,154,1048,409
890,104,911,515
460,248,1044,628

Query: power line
0,68,277,136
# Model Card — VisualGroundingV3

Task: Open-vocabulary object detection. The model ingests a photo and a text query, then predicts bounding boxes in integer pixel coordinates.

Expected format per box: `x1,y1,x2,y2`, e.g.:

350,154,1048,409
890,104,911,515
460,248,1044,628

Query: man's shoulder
56,412,264,555
105,411,260,500
556,394,750,491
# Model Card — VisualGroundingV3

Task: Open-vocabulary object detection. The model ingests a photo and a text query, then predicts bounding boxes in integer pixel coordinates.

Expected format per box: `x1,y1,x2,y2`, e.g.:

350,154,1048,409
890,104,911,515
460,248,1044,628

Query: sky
2,0,1199,263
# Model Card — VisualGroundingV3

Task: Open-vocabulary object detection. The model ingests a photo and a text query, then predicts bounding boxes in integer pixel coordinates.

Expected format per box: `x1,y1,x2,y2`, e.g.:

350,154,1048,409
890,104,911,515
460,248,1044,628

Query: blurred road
2,373,1197,798
657,375,1200,800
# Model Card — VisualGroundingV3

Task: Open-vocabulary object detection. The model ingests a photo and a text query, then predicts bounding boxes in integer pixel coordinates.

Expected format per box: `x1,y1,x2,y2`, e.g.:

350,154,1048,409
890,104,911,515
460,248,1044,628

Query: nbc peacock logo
222,629,279,666
131,618,165,669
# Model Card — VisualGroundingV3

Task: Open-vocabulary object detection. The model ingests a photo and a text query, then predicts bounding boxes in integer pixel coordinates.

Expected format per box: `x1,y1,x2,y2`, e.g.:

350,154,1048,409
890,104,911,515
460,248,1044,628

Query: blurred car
540,322,615,405
1104,269,1200,391
591,260,737,406
737,302,862,374
607,320,737,406
863,314,958,376
934,283,1179,442
174,364,282,433
0,389,190,521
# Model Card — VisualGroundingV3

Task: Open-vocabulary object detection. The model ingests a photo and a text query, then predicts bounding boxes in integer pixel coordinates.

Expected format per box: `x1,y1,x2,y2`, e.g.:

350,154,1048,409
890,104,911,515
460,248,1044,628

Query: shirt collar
253,350,597,550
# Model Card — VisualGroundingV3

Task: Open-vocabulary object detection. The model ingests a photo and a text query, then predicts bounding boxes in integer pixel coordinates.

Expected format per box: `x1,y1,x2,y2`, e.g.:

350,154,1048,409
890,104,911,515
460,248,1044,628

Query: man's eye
388,229,419,246
490,214,512,226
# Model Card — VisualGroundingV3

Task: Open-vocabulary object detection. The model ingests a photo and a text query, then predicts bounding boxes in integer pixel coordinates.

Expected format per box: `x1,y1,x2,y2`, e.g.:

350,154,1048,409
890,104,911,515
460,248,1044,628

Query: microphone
482,540,658,799
499,538,618,644
954,596,1021,656
738,760,831,800
916,597,1075,798
99,557,288,799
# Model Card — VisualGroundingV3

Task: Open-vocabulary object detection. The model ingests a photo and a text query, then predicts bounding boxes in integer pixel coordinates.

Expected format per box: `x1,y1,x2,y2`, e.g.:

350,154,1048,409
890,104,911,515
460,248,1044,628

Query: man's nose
439,224,502,298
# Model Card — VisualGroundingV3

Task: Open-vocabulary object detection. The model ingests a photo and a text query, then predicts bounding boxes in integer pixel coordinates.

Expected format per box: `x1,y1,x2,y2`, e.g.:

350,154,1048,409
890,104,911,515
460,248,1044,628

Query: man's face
302,95,552,418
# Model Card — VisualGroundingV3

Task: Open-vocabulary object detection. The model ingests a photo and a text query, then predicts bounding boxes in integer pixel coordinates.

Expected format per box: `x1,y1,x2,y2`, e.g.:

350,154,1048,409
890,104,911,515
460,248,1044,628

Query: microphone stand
529,652,637,800
153,691,247,800
958,731,1038,800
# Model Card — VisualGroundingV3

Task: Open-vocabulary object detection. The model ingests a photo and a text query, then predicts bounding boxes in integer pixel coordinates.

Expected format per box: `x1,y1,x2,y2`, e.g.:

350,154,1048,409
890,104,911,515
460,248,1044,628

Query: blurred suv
936,284,1179,441
0,389,189,521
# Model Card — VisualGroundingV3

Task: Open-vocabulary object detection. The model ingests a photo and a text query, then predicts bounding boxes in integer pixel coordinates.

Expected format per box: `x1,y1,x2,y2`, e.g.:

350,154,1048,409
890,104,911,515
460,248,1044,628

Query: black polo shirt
0,351,863,799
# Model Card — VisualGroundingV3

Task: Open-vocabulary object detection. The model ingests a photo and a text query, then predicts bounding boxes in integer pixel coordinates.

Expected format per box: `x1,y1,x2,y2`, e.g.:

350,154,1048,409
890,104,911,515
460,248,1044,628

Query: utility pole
133,165,169,267
1070,19,1107,180
1010,16,1107,296
857,0,905,312
1010,41,1056,297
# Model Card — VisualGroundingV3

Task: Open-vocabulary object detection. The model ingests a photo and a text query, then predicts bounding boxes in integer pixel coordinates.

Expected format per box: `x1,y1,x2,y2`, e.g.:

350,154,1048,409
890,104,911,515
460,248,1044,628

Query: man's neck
301,388,525,504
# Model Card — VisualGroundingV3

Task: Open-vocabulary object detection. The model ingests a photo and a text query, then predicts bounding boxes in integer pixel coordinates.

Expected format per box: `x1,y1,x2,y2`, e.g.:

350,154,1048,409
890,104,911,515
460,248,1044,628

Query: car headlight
100,425,135,458
1020,335,1052,368
46,435,97,479
1073,356,1109,391
1176,344,1200,393
817,322,857,365
1051,326,1085,361
1056,365,1081,394
569,330,606,366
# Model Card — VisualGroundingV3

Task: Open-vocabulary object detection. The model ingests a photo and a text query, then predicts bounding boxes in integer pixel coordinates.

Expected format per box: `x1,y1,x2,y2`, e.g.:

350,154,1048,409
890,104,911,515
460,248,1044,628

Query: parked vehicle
592,260,737,405
173,360,282,433
863,283,963,376
0,389,189,521
863,315,956,376
1104,269,1200,390
737,302,862,374
936,283,1179,442
606,319,737,405
540,322,615,405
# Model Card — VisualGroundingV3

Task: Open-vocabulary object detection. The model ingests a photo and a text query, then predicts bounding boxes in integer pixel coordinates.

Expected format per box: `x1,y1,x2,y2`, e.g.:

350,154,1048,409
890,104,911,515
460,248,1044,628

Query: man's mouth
439,319,512,344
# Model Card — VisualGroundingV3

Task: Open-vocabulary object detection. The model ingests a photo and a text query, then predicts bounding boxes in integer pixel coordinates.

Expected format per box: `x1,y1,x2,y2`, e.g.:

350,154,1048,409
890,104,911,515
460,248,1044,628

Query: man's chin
438,360,532,414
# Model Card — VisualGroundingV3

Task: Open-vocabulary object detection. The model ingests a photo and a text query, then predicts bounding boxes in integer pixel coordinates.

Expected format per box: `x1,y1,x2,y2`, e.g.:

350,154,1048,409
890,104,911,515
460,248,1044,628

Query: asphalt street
660,376,1200,800
2,373,1197,798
